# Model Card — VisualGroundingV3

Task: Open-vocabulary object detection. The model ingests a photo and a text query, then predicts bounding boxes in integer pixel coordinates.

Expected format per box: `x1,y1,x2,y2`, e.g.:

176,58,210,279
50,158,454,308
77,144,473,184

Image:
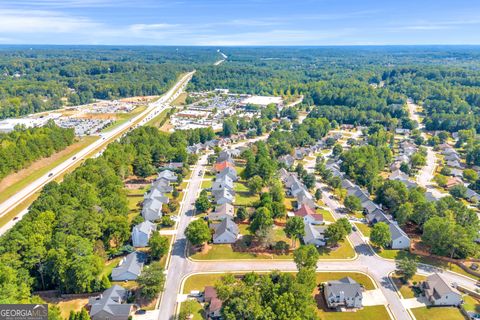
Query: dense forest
0,121,75,179
190,46,480,131
0,125,201,302
0,46,218,119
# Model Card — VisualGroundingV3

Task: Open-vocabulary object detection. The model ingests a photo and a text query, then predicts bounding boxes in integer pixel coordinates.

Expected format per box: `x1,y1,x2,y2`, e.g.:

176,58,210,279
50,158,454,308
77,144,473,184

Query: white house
423,273,463,306
131,221,156,247
389,222,411,249
212,218,239,244
303,222,326,247
324,277,363,309
111,252,146,281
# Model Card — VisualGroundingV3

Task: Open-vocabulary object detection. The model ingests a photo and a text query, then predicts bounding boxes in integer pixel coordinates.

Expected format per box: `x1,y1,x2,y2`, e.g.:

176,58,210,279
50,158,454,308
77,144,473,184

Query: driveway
401,297,429,309
363,289,388,306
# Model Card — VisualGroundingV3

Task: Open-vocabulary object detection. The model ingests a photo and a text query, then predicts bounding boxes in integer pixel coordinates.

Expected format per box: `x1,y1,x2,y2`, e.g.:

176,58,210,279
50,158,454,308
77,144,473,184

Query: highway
0,71,195,236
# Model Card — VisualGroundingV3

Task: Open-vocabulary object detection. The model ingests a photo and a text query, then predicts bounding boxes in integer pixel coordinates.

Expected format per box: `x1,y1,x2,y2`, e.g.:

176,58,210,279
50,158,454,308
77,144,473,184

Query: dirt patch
77,113,117,120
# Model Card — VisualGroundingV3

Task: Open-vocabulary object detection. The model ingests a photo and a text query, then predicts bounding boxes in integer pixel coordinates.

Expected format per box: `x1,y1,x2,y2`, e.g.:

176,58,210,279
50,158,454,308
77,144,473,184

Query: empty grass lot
234,180,259,206
410,306,466,320
317,306,390,320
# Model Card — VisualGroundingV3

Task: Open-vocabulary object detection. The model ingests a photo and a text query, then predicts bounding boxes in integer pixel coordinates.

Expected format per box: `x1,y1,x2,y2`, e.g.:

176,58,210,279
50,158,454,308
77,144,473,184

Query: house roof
213,218,239,240
214,161,234,172
217,167,237,180
132,221,156,236
425,273,460,299
390,169,409,181
212,175,234,191
294,204,323,221
303,222,326,244
158,170,177,181
213,188,234,203
89,285,132,318
388,222,409,242
111,252,146,279
325,277,362,300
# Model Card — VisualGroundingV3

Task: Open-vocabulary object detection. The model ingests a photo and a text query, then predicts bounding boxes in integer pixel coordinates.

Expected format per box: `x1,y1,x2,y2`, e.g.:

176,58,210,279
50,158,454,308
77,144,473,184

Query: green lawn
201,179,213,190
315,272,375,290
319,209,335,222
234,181,259,206
410,306,466,320
145,107,172,128
391,274,426,298
179,300,204,320
317,240,355,260
317,306,390,320
463,294,480,313
354,222,371,237
100,257,122,278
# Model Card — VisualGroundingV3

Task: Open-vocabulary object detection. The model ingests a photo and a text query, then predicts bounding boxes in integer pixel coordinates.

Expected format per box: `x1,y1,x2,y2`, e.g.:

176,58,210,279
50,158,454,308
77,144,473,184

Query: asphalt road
0,71,195,236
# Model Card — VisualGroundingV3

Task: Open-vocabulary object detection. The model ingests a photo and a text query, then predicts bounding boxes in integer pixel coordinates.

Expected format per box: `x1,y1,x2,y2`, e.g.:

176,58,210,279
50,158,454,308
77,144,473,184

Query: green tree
449,185,467,199
370,222,391,248
249,207,274,238
138,262,165,300
185,219,211,246
247,175,263,195
324,221,348,245
285,216,305,248
149,233,169,260
344,195,362,213
195,190,211,213
396,258,418,283
293,245,319,270
463,169,478,183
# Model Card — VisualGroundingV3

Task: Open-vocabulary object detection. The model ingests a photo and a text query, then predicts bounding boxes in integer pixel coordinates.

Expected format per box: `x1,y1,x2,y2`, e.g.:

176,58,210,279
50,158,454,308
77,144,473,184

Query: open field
0,136,99,204
410,306,466,320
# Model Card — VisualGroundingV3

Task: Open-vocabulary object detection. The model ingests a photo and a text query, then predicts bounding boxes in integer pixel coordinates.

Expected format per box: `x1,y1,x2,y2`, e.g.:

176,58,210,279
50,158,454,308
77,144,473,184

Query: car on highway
48,173,54,177
72,156,76,160
13,216,19,221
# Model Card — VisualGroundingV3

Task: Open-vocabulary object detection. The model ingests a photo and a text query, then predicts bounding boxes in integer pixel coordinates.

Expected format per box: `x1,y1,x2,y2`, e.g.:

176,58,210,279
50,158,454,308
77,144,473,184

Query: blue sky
0,0,480,45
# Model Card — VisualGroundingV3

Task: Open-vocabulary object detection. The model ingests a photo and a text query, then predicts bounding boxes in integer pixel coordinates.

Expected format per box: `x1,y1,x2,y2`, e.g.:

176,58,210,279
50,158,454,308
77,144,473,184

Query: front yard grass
463,294,480,313
317,305,390,320
179,300,204,320
354,222,371,237
200,179,213,190
391,274,426,298
234,181,259,206
410,306,466,320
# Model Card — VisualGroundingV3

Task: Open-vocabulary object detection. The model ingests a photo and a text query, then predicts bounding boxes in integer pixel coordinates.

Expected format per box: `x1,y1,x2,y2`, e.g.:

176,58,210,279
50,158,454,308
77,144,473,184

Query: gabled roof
325,277,362,299
214,161,234,172
362,200,379,214
425,273,460,299
390,169,409,181
89,285,132,318
303,222,326,244
294,204,323,221
213,218,239,240
158,170,177,182
213,188,234,203
111,252,146,280
217,167,237,180
132,220,156,236
212,175,234,191
388,222,409,241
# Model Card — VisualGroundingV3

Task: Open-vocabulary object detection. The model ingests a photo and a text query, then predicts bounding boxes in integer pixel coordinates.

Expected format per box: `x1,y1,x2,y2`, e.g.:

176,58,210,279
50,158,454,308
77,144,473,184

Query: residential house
303,222,326,247
423,273,463,306
142,198,167,221
212,218,239,244
111,252,146,281
214,161,234,173
389,222,410,249
163,162,183,171
425,191,442,202
88,285,133,320
341,179,355,190
366,208,388,224
389,169,409,182
446,176,463,189
204,286,222,319
466,188,480,202
131,221,156,247
324,277,363,309
294,204,323,224
208,203,235,221
217,150,234,163
151,179,173,193
362,200,380,215
446,160,463,169
212,175,234,193
450,168,463,178
279,154,296,168
157,169,178,182
213,187,235,205
295,189,317,210
217,167,238,181
445,153,461,162
347,186,370,204
395,128,411,135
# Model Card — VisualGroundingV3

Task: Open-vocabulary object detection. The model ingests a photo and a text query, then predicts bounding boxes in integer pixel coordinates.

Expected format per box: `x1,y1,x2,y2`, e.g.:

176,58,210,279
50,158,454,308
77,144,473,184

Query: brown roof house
204,286,222,319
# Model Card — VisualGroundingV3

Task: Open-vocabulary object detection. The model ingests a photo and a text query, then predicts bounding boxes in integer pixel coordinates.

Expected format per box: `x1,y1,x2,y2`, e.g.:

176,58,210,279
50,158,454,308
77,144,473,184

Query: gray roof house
217,167,238,181
213,188,235,205
208,203,235,221
445,153,461,162
347,186,370,203
151,179,173,193
446,160,463,168
111,252,147,281
279,154,296,168
466,188,480,202
389,169,409,182
88,285,133,320
295,189,317,210
132,221,156,247
362,200,379,215
303,222,326,247
212,175,234,193
217,150,234,163
142,198,166,222
389,222,410,249
366,208,388,224
423,273,463,306
157,170,178,182
341,179,355,190
324,277,363,309
212,218,239,244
